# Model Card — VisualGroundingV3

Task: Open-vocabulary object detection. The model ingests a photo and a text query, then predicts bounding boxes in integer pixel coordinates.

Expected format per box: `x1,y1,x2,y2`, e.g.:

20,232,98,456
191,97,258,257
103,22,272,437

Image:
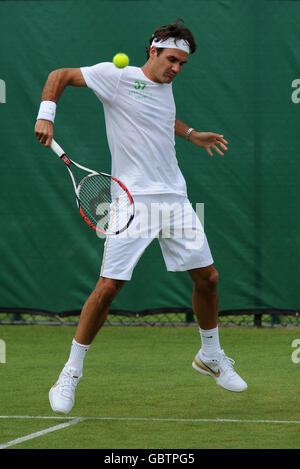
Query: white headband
151,37,191,54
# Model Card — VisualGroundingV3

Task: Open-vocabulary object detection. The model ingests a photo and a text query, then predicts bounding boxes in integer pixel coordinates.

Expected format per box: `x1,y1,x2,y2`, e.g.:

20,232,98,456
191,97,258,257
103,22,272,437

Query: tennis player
35,19,247,414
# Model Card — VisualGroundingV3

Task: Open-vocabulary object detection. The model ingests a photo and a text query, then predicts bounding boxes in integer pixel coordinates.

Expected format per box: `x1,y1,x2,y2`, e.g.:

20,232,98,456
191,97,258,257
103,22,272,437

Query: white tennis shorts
100,194,213,280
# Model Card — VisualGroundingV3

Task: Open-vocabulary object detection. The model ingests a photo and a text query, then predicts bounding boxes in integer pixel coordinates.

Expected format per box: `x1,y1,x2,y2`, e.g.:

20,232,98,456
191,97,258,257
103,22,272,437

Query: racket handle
50,138,66,157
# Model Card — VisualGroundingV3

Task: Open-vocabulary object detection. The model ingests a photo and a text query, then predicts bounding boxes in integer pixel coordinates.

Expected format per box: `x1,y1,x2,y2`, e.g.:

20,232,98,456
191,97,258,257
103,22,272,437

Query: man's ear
149,46,157,59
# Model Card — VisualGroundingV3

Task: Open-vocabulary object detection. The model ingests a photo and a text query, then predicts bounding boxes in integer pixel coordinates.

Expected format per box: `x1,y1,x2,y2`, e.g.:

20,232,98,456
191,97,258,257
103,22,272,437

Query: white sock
66,339,90,376
199,326,221,359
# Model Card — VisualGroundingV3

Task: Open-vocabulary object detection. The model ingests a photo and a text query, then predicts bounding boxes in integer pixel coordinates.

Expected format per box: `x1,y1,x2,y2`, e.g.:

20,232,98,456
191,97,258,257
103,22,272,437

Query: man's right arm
35,68,86,146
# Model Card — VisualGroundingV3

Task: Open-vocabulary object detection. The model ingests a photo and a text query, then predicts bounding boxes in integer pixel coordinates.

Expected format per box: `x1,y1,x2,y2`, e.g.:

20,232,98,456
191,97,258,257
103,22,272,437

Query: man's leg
49,276,125,414
188,264,222,359
189,265,247,392
188,264,219,330
75,276,125,345
64,276,125,374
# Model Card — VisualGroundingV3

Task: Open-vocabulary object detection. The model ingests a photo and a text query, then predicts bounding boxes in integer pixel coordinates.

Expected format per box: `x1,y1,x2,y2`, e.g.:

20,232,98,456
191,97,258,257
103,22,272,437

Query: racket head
77,173,134,235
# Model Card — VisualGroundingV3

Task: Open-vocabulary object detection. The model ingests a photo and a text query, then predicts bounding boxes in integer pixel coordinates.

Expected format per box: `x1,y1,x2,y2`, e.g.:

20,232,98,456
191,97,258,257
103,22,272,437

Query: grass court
0,325,299,449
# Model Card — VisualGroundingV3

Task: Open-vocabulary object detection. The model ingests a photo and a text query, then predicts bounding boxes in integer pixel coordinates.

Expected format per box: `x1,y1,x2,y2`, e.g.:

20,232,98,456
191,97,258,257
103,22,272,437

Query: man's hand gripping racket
50,139,134,235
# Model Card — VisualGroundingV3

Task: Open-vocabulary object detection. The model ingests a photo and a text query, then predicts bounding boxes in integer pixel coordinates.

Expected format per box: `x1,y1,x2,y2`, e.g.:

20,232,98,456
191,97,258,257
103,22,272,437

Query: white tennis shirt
80,63,187,196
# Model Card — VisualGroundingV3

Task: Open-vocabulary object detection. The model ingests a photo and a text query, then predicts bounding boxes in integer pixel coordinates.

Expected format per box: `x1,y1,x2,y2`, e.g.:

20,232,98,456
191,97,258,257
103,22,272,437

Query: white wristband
36,100,56,123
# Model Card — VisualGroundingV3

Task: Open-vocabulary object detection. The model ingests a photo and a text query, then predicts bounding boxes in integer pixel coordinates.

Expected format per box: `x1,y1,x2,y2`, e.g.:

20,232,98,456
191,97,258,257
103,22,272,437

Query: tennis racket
49,139,134,235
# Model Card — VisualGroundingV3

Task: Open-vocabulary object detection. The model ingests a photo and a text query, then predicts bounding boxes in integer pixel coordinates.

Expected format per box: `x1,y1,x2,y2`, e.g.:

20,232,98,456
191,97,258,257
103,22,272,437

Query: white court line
1,415,300,449
90,417,300,424
1,415,300,424
0,417,85,449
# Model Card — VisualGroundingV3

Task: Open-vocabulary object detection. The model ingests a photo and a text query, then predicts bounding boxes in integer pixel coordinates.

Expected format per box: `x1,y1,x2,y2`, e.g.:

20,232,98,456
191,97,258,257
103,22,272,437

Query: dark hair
145,18,197,59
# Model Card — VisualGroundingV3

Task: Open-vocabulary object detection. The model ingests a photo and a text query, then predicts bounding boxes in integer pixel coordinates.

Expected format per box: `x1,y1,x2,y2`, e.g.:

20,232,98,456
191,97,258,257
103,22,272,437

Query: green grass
0,325,299,449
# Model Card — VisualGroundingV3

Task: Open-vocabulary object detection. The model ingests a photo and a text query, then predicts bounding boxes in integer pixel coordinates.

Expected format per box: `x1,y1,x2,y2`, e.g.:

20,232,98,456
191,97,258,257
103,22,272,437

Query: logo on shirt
134,81,146,90
129,81,152,100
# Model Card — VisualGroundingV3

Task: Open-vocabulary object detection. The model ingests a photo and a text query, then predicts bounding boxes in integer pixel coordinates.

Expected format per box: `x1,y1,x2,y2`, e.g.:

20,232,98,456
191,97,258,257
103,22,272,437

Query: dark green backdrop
0,0,299,314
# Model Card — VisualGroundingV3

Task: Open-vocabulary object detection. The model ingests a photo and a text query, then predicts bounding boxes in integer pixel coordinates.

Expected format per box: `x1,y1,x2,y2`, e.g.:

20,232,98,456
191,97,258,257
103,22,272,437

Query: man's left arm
175,118,228,157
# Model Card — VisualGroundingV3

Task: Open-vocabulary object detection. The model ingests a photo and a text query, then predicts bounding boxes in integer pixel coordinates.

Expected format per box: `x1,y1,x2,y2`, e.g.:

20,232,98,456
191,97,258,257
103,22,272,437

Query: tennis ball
113,53,129,68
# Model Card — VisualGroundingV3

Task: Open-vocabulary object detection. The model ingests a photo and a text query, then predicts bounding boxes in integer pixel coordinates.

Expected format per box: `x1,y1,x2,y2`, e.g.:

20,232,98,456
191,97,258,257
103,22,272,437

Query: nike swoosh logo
194,357,221,377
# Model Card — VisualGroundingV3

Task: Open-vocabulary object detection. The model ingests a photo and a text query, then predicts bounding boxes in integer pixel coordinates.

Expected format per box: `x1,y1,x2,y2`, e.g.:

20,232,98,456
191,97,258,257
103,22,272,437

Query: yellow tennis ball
113,53,129,68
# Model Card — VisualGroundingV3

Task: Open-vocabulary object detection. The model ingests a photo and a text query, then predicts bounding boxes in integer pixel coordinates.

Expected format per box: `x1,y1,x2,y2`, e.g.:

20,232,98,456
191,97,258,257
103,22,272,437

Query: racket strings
78,174,132,234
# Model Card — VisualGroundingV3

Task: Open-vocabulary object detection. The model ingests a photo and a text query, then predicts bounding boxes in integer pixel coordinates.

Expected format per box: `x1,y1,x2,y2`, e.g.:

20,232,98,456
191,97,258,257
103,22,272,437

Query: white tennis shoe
49,365,81,414
192,349,247,392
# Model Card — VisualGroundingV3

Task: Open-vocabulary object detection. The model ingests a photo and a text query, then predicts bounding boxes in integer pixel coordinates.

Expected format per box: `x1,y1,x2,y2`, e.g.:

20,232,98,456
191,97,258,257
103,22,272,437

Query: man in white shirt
35,19,247,415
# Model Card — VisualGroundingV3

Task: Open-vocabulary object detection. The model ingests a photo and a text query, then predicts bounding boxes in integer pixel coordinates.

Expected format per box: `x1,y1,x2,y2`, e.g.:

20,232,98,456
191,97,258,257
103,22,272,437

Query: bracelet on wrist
185,127,194,141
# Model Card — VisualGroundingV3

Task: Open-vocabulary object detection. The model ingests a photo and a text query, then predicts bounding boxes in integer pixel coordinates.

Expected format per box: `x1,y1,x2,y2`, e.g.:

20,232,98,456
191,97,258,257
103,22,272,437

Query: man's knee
193,266,219,294
207,268,219,288
95,277,125,304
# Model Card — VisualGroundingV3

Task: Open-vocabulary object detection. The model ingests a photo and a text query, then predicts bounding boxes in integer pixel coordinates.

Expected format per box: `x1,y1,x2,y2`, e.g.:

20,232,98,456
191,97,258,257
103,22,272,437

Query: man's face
149,47,188,83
